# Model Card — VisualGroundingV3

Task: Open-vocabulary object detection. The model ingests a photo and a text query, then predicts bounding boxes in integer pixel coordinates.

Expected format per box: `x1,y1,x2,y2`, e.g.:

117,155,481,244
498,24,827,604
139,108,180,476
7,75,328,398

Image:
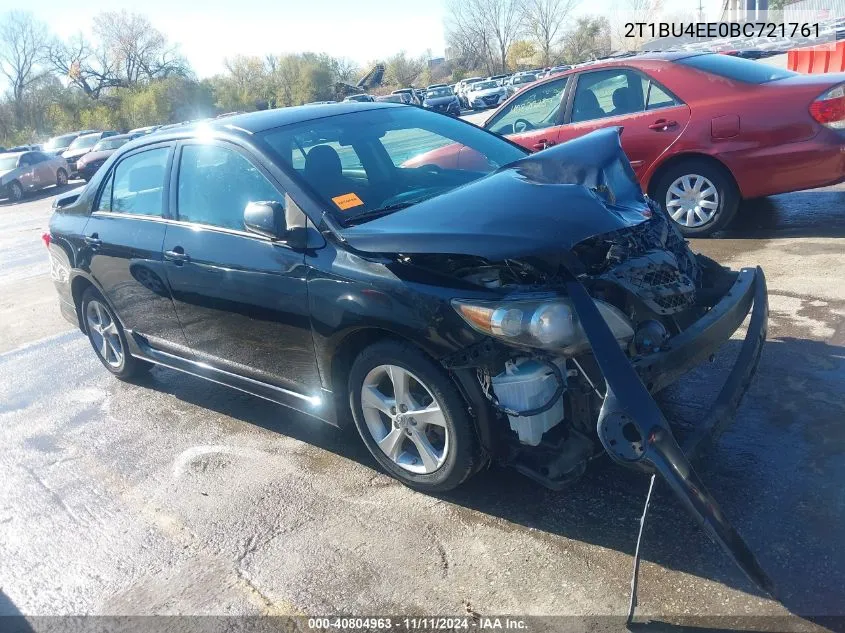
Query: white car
466,80,508,110
456,77,483,108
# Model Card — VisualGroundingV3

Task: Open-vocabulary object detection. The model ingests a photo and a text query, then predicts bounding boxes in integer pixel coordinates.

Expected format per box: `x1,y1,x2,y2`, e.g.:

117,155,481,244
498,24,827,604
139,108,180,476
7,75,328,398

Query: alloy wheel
360,364,450,474
86,299,124,368
56,169,68,186
665,174,720,228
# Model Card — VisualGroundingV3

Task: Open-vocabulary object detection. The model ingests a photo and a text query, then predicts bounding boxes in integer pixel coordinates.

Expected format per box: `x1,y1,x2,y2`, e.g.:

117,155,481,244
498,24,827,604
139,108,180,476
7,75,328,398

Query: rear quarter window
676,54,796,83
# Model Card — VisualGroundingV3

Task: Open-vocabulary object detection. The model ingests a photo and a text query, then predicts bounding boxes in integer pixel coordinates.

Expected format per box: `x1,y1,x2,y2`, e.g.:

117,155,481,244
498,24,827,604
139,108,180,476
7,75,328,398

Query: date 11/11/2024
624,21,821,39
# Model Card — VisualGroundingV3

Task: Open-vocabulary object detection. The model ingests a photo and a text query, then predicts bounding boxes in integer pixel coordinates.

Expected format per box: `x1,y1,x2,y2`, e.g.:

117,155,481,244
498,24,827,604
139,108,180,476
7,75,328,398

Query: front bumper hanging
567,266,775,597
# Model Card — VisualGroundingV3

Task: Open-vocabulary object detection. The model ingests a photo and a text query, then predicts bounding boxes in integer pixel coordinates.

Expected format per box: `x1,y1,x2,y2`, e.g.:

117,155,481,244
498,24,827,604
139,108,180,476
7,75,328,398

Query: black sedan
422,86,461,115
46,103,772,596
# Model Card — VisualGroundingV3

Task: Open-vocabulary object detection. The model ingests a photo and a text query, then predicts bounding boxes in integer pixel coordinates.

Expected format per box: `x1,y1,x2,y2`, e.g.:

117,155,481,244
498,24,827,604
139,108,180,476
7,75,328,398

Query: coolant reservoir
491,358,566,446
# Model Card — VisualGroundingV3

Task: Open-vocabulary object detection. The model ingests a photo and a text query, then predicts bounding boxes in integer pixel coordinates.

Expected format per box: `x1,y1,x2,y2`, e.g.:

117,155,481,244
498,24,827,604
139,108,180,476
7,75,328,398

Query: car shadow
0,590,34,631
719,187,845,239
137,334,845,622
0,182,80,208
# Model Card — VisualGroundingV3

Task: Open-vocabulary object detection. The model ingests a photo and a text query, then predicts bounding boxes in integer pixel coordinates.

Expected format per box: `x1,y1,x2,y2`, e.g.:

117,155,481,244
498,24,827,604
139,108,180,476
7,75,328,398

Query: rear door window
106,147,170,217
571,69,645,123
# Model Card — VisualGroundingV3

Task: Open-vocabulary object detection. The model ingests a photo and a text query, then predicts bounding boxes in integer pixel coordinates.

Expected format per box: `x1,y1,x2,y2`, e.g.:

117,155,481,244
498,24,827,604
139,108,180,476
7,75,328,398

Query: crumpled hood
341,127,650,261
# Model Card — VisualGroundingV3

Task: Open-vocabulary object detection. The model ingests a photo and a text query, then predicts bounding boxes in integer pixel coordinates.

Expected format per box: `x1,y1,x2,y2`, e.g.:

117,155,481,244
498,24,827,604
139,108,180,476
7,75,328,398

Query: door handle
164,247,190,264
84,234,102,248
531,139,556,151
648,119,677,131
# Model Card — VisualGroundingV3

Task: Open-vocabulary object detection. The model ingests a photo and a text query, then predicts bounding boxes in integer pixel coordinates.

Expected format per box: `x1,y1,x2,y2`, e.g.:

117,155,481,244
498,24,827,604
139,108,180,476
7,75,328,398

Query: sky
9,0,715,79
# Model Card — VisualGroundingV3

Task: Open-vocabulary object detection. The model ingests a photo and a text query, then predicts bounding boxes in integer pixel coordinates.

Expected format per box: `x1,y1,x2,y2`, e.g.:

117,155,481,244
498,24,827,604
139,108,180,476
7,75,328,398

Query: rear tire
653,159,739,237
56,169,68,187
7,180,23,202
81,287,150,380
348,339,482,493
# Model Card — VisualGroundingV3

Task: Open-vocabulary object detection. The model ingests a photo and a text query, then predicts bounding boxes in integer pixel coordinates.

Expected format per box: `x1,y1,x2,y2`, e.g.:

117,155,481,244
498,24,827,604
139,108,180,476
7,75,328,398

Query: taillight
42,232,51,248
809,84,845,129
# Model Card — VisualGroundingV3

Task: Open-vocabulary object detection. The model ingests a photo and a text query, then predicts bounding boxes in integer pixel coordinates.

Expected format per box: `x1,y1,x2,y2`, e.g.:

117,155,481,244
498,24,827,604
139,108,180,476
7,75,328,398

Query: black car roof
209,102,403,134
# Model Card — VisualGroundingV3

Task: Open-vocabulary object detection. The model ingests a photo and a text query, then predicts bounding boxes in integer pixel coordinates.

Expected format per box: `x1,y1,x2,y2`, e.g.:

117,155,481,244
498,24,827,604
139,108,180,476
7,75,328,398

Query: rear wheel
81,287,150,379
7,180,23,202
653,159,739,237
348,339,482,493
56,169,68,187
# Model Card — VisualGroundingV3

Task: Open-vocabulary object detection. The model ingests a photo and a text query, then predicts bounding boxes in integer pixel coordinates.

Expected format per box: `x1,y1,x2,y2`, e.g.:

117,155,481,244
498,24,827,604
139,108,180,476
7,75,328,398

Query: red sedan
480,52,845,236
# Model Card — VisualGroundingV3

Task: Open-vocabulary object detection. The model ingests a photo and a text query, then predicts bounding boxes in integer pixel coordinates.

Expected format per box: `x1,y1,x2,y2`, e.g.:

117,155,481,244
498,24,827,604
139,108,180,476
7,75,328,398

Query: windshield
259,107,526,225
93,138,128,151
473,81,499,91
0,156,19,171
426,88,452,98
44,134,77,150
677,53,795,83
68,135,99,150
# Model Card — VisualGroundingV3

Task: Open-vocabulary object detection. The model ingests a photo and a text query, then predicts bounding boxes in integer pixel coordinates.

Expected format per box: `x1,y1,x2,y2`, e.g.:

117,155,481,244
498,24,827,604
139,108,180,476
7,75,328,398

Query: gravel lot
1,177,844,630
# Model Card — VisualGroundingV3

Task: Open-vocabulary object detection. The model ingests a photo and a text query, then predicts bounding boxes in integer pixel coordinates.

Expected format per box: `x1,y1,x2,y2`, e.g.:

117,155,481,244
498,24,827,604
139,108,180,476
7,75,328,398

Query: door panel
485,77,569,151
559,69,691,181
162,141,319,393
83,144,188,347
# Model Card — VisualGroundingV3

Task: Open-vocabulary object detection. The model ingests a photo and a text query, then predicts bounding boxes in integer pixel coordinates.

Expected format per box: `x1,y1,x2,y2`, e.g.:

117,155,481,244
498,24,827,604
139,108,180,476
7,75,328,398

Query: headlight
452,297,634,354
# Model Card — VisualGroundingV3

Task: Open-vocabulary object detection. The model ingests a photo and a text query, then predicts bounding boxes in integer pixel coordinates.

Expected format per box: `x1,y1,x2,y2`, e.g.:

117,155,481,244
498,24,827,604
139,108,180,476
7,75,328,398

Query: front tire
81,287,150,379
348,339,482,493
653,159,739,237
56,168,68,187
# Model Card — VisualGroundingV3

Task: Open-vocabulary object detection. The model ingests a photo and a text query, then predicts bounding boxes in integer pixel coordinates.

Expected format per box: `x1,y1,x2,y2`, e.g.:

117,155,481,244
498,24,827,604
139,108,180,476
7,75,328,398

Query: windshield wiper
342,203,413,226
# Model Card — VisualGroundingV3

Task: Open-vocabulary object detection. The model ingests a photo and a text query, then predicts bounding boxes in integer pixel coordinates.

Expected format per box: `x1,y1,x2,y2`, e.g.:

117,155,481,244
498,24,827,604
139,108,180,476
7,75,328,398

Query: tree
93,11,188,85
0,12,48,121
507,40,537,70
446,0,523,73
561,16,611,64
520,0,578,66
612,0,664,50
48,34,120,99
385,51,425,87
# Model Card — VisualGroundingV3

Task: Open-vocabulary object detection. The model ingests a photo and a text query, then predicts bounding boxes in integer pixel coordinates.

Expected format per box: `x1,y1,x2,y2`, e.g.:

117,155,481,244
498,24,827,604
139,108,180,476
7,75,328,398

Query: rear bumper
633,266,768,458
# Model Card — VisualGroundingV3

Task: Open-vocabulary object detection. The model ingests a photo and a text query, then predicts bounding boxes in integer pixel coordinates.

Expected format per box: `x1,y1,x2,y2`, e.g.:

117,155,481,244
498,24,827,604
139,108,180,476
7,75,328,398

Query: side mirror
244,201,286,240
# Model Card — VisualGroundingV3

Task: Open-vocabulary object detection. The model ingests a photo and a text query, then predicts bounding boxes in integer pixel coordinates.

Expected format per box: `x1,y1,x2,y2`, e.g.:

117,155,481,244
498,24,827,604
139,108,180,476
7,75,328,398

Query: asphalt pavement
1,179,844,631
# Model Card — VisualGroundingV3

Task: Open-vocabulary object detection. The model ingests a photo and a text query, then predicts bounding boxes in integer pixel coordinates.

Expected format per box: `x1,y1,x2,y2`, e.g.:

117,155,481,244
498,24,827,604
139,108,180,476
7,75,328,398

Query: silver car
0,151,69,202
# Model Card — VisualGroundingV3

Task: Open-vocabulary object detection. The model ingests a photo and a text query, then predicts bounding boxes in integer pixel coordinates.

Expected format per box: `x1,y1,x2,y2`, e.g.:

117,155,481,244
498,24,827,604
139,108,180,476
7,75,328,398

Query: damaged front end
339,128,773,596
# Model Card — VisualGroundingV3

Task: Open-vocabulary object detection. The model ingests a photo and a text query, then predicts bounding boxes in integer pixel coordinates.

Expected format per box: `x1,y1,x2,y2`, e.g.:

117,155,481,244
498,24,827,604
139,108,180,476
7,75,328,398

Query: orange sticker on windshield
332,193,364,211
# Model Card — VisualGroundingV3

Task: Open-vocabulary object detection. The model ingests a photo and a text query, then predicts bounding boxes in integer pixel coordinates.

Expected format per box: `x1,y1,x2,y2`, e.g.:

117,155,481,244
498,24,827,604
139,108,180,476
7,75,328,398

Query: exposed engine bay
396,204,736,488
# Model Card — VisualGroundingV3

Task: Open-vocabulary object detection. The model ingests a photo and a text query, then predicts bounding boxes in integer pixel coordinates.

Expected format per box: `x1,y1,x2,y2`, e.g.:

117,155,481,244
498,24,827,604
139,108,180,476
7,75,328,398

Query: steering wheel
378,187,433,208
418,163,442,174
513,118,535,133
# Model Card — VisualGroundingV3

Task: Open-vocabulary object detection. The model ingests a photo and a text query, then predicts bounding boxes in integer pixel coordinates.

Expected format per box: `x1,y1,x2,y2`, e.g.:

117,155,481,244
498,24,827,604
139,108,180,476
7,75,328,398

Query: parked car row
416,52,845,237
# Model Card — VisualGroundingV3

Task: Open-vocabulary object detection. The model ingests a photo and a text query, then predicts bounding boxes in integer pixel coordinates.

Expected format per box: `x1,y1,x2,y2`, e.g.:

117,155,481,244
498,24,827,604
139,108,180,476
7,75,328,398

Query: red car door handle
531,139,555,151
648,119,677,131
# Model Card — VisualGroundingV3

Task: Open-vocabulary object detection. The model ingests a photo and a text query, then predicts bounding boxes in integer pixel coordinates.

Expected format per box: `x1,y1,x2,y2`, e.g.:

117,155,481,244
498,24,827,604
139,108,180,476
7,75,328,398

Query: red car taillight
809,84,845,129
42,232,51,248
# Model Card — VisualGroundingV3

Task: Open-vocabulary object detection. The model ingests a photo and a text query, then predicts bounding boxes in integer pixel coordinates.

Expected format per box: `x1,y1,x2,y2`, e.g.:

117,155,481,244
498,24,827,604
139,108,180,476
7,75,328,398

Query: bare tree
93,11,188,85
48,34,121,99
446,0,523,73
0,12,48,116
520,0,579,66
612,0,664,50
